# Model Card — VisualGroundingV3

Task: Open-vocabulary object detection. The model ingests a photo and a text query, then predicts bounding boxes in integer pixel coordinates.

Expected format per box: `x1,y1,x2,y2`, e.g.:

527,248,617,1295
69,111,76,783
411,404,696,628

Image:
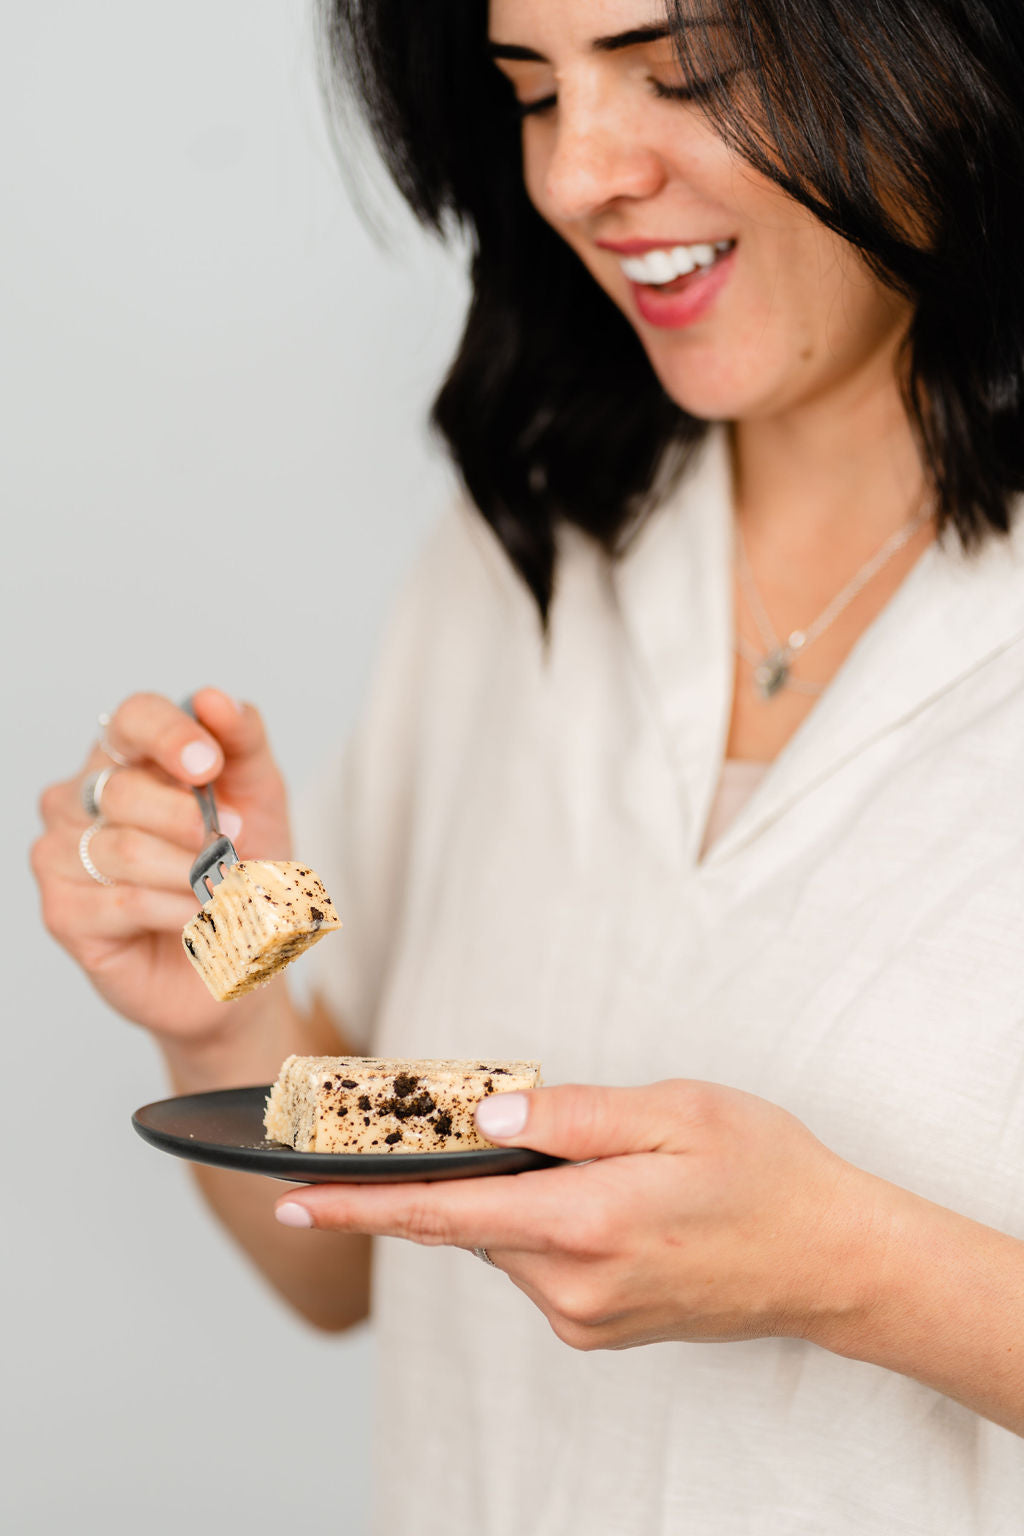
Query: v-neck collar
612,427,1024,867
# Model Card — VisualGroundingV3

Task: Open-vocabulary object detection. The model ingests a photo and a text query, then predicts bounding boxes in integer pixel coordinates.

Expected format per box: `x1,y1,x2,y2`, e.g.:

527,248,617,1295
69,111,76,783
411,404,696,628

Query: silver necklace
735,503,933,701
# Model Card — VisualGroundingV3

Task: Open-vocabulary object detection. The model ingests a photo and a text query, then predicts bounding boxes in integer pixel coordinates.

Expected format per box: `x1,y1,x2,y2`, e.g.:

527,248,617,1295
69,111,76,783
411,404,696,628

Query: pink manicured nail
476,1092,528,1139
219,809,243,841
181,741,219,777
275,1202,314,1229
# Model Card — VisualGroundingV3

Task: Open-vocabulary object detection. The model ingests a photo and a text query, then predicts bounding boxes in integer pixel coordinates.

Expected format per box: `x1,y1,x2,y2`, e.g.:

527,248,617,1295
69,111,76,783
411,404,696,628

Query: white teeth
638,249,677,285
620,240,733,286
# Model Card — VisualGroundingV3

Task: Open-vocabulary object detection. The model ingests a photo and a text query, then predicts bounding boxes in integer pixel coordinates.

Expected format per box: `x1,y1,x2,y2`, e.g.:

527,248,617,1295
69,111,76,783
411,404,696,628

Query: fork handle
180,695,222,841
191,782,222,840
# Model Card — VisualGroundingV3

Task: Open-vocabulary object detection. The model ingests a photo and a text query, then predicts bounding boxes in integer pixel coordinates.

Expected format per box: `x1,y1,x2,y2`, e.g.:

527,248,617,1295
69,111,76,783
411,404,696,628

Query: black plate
132,1085,563,1184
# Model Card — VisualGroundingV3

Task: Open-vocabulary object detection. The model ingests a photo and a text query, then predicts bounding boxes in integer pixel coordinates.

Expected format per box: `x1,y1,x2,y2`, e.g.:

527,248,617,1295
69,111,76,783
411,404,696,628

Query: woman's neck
723,366,936,765
730,358,927,552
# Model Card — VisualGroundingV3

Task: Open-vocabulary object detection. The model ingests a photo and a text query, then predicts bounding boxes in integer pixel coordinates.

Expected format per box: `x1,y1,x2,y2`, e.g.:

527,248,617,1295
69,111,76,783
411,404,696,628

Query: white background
2,3,468,1530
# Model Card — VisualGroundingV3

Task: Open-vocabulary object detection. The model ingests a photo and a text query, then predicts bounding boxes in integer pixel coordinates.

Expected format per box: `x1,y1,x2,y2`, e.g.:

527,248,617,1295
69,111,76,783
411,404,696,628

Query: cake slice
182,860,340,1001
264,1056,542,1153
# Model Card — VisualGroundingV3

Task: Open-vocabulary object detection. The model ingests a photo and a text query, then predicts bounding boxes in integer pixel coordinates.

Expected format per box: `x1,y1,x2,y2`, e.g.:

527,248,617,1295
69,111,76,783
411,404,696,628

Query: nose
541,89,665,222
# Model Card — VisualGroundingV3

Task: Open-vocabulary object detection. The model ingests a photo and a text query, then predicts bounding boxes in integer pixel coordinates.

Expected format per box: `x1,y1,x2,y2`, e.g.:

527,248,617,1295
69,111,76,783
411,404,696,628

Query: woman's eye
516,93,557,120
649,69,735,105
649,77,710,103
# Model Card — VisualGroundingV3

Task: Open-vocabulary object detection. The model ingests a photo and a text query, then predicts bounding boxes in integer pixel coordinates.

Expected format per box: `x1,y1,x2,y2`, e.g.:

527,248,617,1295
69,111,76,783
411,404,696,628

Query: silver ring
78,820,116,886
81,766,116,819
97,712,131,767
473,1247,497,1267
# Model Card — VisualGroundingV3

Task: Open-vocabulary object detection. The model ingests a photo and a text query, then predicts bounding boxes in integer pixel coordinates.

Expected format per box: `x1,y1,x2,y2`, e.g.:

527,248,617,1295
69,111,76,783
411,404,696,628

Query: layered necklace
735,503,934,701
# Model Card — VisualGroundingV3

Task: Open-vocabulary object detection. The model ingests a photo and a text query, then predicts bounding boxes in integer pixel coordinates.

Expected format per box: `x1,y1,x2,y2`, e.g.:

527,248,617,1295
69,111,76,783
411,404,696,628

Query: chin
648,365,755,423
644,345,786,424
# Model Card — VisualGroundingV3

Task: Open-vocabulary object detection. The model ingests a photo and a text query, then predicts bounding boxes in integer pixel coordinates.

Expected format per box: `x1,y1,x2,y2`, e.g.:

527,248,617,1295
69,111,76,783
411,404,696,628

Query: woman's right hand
31,687,293,1043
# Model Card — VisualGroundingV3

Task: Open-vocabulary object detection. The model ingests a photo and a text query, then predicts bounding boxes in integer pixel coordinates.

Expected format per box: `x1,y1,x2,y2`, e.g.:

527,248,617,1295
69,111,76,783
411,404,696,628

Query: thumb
475,1080,698,1162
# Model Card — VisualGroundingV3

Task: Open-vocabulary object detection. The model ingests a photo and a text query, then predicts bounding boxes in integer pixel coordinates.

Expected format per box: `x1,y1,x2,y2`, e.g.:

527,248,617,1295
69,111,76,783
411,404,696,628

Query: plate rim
131,1083,562,1183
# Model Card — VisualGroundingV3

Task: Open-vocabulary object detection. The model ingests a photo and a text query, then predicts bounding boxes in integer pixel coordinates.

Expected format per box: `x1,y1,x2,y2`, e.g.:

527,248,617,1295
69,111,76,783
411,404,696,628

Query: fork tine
189,833,239,905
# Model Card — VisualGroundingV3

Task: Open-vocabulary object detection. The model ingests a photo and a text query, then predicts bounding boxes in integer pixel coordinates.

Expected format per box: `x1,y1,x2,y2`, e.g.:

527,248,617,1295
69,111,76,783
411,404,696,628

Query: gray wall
3,4,467,1531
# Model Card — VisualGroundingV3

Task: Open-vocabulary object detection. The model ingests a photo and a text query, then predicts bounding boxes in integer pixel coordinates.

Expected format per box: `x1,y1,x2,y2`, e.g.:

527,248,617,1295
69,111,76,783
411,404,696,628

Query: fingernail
224,692,243,714
181,741,219,778
275,1202,313,1229
476,1092,528,1140
220,809,243,841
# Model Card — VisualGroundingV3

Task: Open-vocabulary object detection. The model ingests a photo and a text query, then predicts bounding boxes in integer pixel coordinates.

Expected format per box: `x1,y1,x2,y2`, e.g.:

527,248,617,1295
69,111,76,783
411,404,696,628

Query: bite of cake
182,860,340,1001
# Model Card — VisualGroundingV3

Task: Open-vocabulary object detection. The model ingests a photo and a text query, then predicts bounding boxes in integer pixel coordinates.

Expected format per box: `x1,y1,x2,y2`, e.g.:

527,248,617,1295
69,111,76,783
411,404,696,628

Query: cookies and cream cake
264,1056,542,1153
182,861,340,1001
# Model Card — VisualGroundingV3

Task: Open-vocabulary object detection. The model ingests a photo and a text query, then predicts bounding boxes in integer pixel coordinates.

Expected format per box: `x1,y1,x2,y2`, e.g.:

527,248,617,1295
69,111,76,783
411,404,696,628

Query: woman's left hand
274,1080,888,1352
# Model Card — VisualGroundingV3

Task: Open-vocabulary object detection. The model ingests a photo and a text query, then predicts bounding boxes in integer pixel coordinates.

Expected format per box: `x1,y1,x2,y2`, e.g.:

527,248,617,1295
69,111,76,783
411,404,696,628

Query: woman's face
489,0,911,423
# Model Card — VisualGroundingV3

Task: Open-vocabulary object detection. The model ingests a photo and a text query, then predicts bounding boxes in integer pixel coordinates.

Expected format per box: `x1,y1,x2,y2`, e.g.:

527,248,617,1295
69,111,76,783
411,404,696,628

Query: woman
33,0,1024,1530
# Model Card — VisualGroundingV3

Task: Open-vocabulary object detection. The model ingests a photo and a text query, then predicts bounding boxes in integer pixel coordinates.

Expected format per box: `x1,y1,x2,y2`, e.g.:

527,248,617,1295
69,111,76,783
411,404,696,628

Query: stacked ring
81,766,115,819
79,821,116,887
473,1247,497,1267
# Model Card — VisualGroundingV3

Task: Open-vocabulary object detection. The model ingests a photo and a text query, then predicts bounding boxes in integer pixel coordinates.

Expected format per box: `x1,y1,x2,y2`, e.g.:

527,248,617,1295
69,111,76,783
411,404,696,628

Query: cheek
773,234,904,361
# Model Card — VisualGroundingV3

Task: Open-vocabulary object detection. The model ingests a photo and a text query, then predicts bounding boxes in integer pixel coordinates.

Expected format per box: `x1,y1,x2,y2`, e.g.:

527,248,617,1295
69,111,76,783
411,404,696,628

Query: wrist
795,1160,907,1357
804,1167,1024,1434
156,979,297,1094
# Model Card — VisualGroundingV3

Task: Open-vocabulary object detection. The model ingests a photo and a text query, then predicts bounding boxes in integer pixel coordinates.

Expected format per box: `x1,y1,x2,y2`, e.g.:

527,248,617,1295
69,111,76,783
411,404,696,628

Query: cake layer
264,1055,542,1153
182,861,340,1001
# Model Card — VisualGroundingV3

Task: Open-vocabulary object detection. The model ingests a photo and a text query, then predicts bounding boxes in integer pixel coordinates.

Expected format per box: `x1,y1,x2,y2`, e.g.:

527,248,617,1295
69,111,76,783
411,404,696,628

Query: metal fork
181,696,239,904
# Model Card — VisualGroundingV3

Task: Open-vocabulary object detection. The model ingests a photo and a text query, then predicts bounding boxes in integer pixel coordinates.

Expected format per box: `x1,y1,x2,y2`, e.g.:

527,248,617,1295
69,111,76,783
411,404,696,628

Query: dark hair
320,0,1024,622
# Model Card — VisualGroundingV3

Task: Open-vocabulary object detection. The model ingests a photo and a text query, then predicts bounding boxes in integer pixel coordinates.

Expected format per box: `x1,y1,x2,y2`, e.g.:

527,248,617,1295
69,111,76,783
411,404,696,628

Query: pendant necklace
735,503,933,702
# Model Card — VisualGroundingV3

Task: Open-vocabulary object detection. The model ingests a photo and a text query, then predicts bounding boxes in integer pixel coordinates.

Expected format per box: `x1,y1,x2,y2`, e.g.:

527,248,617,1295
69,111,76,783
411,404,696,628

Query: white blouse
305,431,1024,1536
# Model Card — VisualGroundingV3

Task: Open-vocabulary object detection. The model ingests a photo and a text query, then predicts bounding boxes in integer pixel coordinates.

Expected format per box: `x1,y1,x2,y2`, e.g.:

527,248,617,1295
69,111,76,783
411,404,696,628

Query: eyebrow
488,24,672,64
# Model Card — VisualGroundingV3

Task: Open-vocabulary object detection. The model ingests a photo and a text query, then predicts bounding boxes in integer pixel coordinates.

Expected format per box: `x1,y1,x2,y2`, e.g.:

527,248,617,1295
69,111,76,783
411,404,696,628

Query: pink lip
596,237,732,255
627,245,737,330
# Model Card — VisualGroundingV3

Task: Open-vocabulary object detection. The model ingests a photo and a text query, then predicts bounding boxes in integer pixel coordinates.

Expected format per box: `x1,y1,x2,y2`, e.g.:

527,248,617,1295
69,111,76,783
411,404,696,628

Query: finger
98,768,243,850
38,874,201,950
58,821,197,893
472,1081,711,1162
38,775,89,830
40,764,140,830
39,767,244,864
497,1252,622,1335
274,1165,580,1252
104,693,227,786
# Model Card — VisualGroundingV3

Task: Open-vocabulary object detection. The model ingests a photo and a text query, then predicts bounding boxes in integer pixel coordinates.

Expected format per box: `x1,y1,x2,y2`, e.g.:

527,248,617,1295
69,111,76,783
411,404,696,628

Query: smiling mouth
619,239,736,291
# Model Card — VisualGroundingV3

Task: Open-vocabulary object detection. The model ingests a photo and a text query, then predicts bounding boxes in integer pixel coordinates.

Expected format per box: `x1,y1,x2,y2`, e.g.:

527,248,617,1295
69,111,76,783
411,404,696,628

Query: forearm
159,981,371,1332
819,1174,1024,1436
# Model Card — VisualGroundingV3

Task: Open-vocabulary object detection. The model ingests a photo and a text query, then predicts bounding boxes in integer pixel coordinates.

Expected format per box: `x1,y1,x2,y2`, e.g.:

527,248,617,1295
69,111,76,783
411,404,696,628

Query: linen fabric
304,431,1024,1536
